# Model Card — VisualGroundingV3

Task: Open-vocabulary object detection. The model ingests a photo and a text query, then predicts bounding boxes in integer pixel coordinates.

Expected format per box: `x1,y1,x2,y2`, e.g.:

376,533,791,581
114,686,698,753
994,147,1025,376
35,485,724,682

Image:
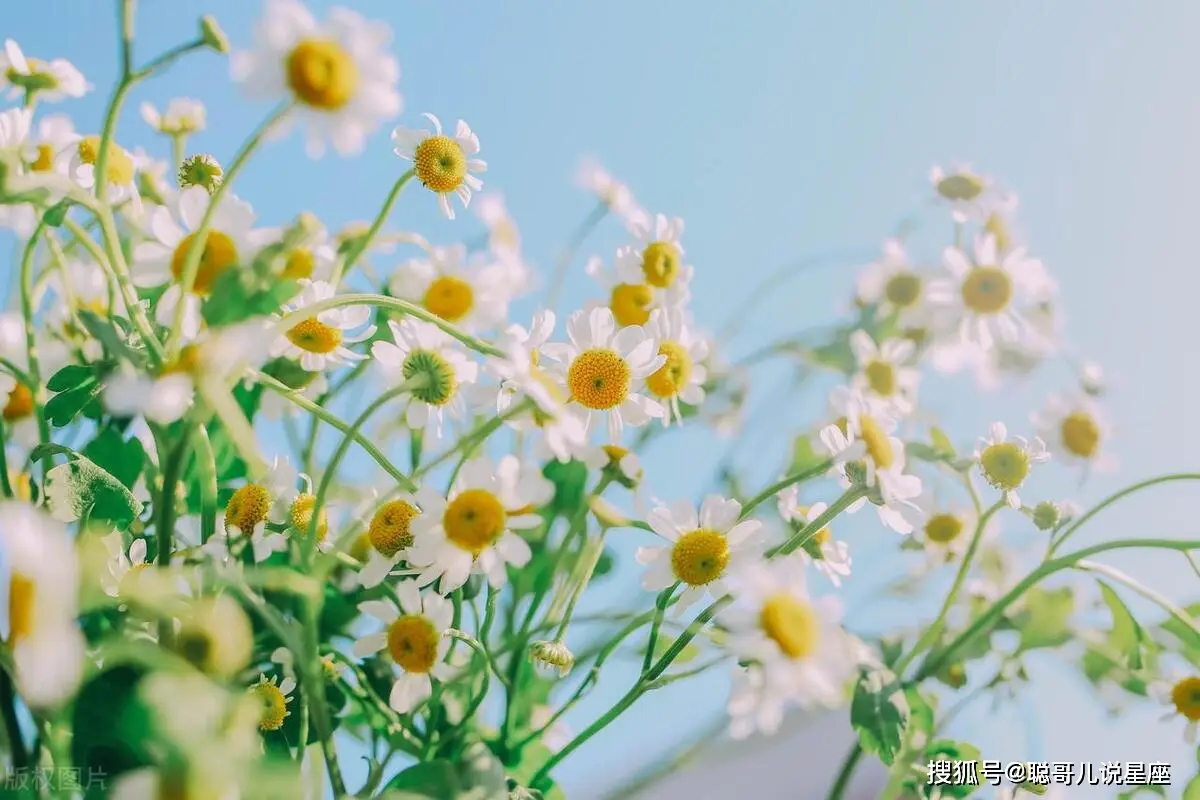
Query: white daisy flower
581,444,644,488
928,162,994,223
271,280,375,372
1032,393,1114,472
0,39,90,103
249,672,296,732
231,0,402,158
643,307,709,425
103,364,195,425
100,534,151,598
0,109,77,236
391,113,485,219
130,146,172,208
370,318,479,443
538,307,666,441
251,219,340,284
389,244,515,332
848,329,918,418
67,134,142,213
974,422,1050,509
721,556,861,723
725,662,792,739
776,489,852,588
408,456,552,593
133,186,258,340
0,502,86,708
0,316,68,450
927,233,1055,353
356,493,423,589
855,238,930,327
576,157,647,229
613,213,694,303
140,98,207,136
1151,673,1200,744
204,456,297,564
636,495,763,616
352,580,456,713
908,496,988,568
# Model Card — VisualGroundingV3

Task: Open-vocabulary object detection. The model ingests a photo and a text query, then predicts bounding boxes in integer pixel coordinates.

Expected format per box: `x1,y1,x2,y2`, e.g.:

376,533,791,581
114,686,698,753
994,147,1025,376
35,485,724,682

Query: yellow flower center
282,247,315,280
646,341,692,399
285,39,358,110
77,136,135,186
8,574,35,645
602,444,630,464
883,272,922,308
170,230,239,295
3,384,33,422
567,349,631,411
1060,412,1100,459
387,614,440,673
160,345,201,377
1171,676,1200,722
641,241,682,288
609,283,653,327
286,317,343,355
979,442,1029,491
225,484,272,533
422,276,474,323
414,136,468,194
960,267,1012,315
369,500,419,558
443,489,506,556
859,414,895,470
175,597,253,678
252,680,289,731
985,213,1011,253
935,172,985,201
288,493,328,541
760,594,819,659
669,529,730,586
864,360,896,396
10,473,31,502
924,513,964,545
30,143,54,173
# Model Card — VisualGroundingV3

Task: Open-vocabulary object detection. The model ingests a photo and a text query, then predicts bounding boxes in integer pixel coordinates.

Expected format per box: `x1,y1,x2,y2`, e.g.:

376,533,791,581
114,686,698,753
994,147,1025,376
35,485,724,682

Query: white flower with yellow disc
66,133,142,213
140,98,207,136
408,456,553,592
392,113,486,219
249,673,296,732
1,39,90,103
0,108,77,236
100,534,151,598
371,318,479,443
1032,393,1114,472
776,488,852,588
389,244,514,332
636,495,763,615
204,456,297,564
856,238,930,327
642,307,708,425
539,307,666,441
352,580,456,713
929,163,995,223
133,186,258,340
0,502,86,708
357,492,423,589
249,218,338,283
271,280,375,372
614,213,694,305
232,0,402,158
584,255,686,330
848,329,918,418
1151,672,1200,744
974,421,1049,509
907,495,987,567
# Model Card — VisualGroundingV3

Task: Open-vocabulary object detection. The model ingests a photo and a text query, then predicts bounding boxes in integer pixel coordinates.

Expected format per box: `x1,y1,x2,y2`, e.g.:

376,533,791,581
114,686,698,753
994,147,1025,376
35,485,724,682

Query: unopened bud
529,640,574,678
178,153,223,194
199,15,230,54
1031,501,1062,532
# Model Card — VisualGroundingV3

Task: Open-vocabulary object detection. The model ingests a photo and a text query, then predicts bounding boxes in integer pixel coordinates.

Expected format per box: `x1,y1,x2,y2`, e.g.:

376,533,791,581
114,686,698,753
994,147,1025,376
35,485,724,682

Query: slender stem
171,134,185,174
1075,559,1200,640
448,630,491,722
769,487,865,557
642,585,676,674
548,201,607,313
551,531,608,641
94,0,136,205
301,602,347,797
530,683,646,788
826,743,863,800
192,424,218,543
645,596,731,682
0,421,13,499
331,170,416,287
738,459,835,520
156,427,194,644
18,222,52,477
1050,473,1200,555
0,671,28,770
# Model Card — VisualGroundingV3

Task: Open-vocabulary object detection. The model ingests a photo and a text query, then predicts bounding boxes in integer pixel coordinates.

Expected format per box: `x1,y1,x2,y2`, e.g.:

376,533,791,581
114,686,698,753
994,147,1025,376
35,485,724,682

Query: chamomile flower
133,186,258,339
584,255,672,329
0,109,77,236
389,244,514,331
721,556,860,719
249,673,296,732
409,456,552,592
856,238,929,326
636,495,763,615
101,535,151,598
1032,393,1114,472
576,158,647,229
371,318,479,442
140,98,207,136
252,219,339,283
392,113,485,219
909,497,986,567
974,422,1049,508
1152,673,1200,743
232,0,402,158
1,39,90,103
271,280,375,371
581,444,644,489
357,493,422,589
927,233,1055,352
352,580,456,713
644,307,709,425
929,163,993,222
614,214,694,299
776,489,852,587
0,315,67,449
848,329,918,417
280,472,333,551
67,134,142,212
538,307,666,441
205,456,297,563
0,502,86,708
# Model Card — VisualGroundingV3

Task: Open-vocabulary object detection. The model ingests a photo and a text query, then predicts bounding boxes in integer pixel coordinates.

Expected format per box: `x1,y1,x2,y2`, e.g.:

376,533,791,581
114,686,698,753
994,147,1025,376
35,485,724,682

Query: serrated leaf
39,447,144,526
850,667,910,765
1097,580,1148,670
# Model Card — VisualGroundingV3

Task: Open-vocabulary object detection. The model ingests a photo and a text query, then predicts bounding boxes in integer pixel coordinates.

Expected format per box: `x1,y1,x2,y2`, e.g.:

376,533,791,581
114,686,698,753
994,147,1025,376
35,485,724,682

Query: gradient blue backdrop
3,2,1199,798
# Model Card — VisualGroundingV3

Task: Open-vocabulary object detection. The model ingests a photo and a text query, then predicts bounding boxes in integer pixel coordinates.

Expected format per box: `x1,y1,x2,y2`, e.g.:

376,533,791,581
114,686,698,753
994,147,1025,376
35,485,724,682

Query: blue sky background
4,1,1200,798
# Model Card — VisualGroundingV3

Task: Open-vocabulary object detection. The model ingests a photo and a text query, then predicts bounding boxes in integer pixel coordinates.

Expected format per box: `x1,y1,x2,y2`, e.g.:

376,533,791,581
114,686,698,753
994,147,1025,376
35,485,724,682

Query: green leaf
46,363,96,392
39,446,144,526
1097,580,1149,670
1014,586,1075,653
903,687,935,749
789,434,821,474
543,459,588,518
71,665,151,789
83,426,146,491
45,381,103,427
201,269,300,328
1161,603,1200,652
850,667,910,766
930,427,956,457
77,309,145,366
456,741,508,797
1184,775,1200,800
385,760,462,797
921,739,981,799
43,198,72,227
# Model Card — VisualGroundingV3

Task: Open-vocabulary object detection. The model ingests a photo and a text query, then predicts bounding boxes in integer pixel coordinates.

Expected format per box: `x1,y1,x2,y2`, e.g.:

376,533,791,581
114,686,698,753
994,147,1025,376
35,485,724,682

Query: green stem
171,134,185,175
769,487,865,557
156,427,194,643
547,201,607,313
192,424,218,543
0,421,12,498
93,0,136,205
530,683,646,789
300,602,347,797
641,585,677,674
551,531,608,641
1049,473,1200,555
826,743,863,800
1075,559,1200,640
448,630,491,722
18,222,53,476
332,170,416,287
739,459,835,520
